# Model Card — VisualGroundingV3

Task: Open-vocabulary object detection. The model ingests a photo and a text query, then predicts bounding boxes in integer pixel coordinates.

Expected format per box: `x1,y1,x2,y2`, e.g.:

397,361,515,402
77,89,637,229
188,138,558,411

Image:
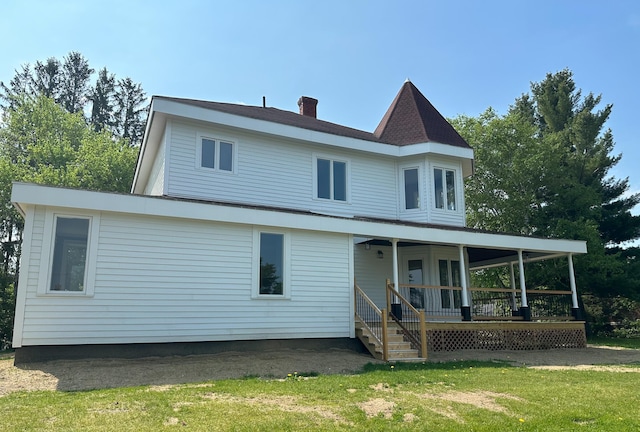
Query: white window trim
37,210,100,297
399,164,422,213
312,153,351,203
196,132,238,174
251,228,291,300
431,163,462,214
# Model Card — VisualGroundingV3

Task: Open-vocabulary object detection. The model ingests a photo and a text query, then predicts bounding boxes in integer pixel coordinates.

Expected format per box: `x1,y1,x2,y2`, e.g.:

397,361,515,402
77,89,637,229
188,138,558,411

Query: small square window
199,136,235,172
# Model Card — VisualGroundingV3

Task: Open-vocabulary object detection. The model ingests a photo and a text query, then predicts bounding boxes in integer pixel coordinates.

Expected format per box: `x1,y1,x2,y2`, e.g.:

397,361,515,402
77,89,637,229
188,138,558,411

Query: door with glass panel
438,259,462,314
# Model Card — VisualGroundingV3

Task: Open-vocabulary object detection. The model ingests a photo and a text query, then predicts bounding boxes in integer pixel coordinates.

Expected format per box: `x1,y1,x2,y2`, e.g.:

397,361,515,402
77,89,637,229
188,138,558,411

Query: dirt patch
1,344,639,397
358,398,395,418
417,390,523,414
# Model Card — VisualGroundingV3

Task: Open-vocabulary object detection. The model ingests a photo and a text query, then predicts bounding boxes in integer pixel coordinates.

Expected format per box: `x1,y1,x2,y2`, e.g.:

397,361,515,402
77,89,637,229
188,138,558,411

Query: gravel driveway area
1,345,639,396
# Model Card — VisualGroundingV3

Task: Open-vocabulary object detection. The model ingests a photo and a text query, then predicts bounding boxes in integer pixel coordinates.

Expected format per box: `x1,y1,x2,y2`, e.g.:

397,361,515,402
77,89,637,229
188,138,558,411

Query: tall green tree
89,67,116,133
0,95,138,348
59,52,94,114
453,70,640,304
114,77,147,146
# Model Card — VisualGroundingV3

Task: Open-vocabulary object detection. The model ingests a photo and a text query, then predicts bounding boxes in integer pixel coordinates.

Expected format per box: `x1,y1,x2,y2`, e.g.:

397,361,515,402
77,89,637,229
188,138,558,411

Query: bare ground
1,344,639,396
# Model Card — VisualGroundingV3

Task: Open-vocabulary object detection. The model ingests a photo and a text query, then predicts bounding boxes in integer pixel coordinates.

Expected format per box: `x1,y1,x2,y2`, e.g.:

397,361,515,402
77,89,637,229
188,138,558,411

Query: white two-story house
11,81,587,362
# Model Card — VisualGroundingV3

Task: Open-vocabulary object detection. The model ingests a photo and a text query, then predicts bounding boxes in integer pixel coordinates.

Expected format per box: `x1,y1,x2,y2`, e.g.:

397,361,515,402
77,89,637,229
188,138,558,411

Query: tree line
0,52,143,348
1,51,146,146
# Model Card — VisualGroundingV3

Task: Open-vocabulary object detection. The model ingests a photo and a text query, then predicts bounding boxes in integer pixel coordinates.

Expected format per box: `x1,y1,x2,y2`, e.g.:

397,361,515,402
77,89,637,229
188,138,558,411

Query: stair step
387,349,421,359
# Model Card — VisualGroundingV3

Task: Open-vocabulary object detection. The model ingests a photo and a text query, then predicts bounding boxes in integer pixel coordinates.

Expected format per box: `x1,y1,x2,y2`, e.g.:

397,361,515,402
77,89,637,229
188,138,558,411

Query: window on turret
434,167,457,211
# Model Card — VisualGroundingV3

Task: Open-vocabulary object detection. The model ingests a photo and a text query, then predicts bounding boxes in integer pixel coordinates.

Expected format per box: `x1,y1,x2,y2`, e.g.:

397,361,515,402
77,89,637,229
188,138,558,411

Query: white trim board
12,182,587,255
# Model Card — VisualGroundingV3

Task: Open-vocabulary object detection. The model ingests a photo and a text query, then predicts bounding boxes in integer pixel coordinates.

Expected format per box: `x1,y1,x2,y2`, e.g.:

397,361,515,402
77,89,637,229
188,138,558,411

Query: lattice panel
427,327,586,351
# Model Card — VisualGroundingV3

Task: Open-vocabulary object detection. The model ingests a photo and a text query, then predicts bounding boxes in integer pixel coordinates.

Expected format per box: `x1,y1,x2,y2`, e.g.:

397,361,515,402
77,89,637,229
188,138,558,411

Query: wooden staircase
355,319,424,362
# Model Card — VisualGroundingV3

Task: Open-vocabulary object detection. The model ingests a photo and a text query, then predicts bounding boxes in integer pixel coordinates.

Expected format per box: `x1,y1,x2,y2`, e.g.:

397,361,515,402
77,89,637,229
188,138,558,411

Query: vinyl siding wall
17,206,353,347
165,120,397,219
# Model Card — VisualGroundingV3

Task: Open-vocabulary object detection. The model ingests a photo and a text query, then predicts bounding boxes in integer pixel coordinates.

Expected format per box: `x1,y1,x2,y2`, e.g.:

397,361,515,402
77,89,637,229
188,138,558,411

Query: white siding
18,209,353,346
165,120,399,219
354,244,394,308
143,129,166,195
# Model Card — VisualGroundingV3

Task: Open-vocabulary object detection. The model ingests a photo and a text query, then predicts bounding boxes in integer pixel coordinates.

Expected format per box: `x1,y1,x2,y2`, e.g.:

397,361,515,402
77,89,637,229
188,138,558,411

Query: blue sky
1,0,639,217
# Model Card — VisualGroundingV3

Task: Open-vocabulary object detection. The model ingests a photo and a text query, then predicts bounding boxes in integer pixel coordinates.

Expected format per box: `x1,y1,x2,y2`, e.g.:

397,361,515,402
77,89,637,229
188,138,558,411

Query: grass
2,360,640,431
588,336,640,349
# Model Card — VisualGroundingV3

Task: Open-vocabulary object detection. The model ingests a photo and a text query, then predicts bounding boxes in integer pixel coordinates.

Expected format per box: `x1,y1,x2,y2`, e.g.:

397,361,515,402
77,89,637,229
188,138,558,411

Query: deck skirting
425,321,586,351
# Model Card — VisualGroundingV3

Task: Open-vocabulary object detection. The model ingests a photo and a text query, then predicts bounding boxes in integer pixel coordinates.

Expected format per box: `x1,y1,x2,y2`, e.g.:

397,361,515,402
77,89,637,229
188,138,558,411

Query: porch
354,280,586,362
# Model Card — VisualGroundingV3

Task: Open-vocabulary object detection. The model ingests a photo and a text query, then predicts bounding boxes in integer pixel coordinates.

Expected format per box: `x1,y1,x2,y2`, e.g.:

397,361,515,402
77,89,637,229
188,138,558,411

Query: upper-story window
402,167,420,210
314,155,349,202
434,167,457,211
198,136,235,172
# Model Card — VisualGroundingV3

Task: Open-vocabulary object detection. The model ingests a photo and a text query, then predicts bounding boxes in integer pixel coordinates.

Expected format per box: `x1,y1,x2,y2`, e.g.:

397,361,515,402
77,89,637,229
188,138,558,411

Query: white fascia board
151,99,475,160
12,183,587,256
132,99,167,194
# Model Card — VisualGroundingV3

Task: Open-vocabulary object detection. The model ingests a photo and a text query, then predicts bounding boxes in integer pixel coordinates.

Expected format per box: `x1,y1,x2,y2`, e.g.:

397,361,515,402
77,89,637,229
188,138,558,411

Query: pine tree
59,52,94,114
114,77,147,146
89,67,116,133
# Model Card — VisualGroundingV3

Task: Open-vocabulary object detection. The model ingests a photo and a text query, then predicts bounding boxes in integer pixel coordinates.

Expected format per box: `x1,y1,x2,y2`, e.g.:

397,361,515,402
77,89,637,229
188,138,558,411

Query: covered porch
353,234,588,361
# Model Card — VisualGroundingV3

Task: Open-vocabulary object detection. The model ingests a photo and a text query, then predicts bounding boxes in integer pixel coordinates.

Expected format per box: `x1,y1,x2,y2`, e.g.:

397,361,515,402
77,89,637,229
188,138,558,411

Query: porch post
458,244,471,321
509,263,518,315
390,238,402,319
568,253,582,320
517,249,531,321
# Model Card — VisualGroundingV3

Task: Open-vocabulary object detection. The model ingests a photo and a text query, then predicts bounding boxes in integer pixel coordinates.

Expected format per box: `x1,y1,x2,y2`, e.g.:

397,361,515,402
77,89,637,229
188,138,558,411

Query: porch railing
397,284,575,321
354,282,388,361
386,279,428,358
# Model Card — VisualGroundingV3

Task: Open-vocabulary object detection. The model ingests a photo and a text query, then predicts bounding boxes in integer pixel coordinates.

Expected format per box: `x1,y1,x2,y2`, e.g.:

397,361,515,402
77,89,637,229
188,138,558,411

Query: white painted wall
161,119,468,225
16,206,353,347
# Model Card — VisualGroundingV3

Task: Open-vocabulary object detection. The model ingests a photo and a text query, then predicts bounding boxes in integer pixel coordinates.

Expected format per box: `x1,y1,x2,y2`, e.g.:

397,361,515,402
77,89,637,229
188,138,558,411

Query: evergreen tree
0,64,33,110
89,67,116,133
114,77,147,146
59,52,94,114
454,70,640,304
32,58,62,101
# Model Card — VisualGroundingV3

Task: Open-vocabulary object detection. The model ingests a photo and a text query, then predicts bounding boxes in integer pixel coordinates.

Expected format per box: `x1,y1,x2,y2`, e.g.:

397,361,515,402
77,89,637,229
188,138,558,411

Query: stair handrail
386,279,428,359
355,281,388,361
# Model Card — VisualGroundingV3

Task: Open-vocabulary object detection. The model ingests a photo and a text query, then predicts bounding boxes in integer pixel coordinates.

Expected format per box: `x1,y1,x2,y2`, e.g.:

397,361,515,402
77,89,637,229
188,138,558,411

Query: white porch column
458,244,472,321
567,253,582,320
517,249,531,320
568,253,579,308
509,262,517,310
392,238,399,301
458,245,469,307
517,249,528,307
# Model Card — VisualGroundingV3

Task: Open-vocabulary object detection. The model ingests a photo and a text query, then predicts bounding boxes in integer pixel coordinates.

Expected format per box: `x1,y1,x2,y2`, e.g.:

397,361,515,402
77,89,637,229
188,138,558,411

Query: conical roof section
374,81,471,148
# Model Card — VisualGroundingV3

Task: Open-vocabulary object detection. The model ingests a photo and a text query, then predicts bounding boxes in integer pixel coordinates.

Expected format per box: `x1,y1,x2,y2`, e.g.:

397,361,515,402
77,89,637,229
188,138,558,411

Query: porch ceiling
358,239,568,269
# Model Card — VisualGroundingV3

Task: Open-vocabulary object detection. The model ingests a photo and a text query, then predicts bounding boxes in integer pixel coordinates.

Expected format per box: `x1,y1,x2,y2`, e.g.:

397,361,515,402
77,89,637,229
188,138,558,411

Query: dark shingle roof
374,81,471,148
156,81,471,149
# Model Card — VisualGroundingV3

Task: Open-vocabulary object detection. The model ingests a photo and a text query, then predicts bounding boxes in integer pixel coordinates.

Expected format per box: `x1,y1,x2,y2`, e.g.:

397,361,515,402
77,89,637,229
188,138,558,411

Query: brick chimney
297,96,318,118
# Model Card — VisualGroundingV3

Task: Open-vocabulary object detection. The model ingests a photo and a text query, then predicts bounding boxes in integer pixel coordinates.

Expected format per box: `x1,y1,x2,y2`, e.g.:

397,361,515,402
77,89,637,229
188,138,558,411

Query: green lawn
588,336,640,349
2,360,639,431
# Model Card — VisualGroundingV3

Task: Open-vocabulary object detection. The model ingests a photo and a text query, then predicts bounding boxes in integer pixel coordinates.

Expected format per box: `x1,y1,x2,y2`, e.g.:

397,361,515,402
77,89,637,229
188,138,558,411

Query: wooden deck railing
354,282,388,361
398,284,574,321
386,280,427,358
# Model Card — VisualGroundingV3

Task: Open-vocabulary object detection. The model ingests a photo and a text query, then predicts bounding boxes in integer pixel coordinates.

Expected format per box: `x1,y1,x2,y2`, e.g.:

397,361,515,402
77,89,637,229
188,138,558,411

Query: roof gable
374,80,471,148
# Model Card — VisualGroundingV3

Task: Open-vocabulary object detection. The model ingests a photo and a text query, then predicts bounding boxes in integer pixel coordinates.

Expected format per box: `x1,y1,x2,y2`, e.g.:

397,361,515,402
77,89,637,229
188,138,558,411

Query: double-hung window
402,167,420,210
434,167,457,211
314,156,348,202
199,136,234,172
